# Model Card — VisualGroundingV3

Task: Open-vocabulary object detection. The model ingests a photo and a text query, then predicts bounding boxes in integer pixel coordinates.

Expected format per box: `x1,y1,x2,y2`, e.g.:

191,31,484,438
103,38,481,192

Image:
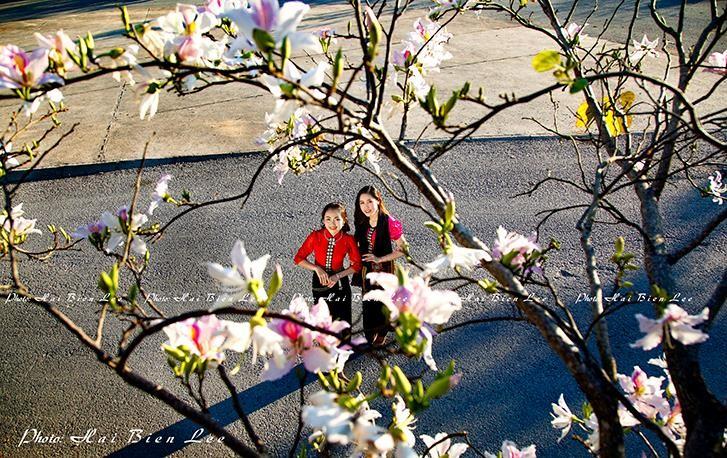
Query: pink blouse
369,216,403,247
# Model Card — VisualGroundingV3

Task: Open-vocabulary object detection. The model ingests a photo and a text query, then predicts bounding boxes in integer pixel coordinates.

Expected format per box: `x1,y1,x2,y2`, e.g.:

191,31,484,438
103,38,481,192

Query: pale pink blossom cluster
704,50,727,75
365,269,462,370
491,226,541,274
631,303,709,350
257,108,320,184
155,4,223,64
262,296,352,380
74,205,149,256
392,18,453,99
162,314,251,366
343,125,382,175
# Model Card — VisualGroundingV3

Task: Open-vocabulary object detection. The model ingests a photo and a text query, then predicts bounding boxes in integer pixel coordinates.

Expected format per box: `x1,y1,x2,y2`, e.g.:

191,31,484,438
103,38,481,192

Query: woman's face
323,209,345,235
359,193,380,219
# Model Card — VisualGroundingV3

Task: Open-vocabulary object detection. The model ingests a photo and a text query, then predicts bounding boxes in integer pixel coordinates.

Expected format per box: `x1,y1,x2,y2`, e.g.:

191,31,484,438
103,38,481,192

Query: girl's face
323,209,345,235
359,193,380,219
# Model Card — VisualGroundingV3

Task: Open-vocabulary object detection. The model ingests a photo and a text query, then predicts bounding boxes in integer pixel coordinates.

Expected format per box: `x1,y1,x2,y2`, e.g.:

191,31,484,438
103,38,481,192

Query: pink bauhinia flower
560,22,588,42
485,440,537,458
162,314,251,366
156,4,220,63
224,0,320,55
0,45,62,91
491,226,541,273
35,30,77,77
704,50,727,75
630,303,709,350
148,173,173,215
262,296,350,380
617,366,670,420
365,271,462,325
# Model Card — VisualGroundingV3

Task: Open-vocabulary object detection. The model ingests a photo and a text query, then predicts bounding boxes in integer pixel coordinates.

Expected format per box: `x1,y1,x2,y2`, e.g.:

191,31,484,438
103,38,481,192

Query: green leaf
569,78,588,93
252,29,276,54
531,50,561,72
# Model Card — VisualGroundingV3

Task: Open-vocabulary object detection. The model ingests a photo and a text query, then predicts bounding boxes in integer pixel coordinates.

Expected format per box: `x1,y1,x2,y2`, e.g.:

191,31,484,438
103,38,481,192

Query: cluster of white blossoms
551,358,687,453
391,18,453,99
302,392,471,457
0,203,42,254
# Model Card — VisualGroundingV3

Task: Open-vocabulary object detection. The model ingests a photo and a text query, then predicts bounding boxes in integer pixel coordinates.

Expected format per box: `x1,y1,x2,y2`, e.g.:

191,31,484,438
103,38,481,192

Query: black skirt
312,271,352,326
360,263,392,342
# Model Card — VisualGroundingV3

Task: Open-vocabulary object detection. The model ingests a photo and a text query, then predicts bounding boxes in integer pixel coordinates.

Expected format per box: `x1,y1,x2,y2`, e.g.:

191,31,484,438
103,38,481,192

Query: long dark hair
353,185,389,228
321,202,351,233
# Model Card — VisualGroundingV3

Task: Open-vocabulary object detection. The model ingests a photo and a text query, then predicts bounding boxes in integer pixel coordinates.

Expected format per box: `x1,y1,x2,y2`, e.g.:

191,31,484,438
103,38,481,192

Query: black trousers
312,272,352,326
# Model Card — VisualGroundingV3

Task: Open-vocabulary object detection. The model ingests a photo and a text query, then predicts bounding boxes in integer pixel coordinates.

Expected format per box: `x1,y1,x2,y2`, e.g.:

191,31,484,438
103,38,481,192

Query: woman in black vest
353,185,407,345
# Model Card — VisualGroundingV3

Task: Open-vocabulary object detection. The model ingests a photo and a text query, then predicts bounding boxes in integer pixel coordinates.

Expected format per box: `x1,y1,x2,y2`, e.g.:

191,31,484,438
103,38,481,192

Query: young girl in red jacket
294,202,362,326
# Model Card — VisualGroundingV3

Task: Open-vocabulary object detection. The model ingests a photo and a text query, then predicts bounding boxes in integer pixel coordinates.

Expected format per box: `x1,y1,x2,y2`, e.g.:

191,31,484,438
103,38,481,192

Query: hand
315,267,329,285
362,254,380,263
326,274,339,288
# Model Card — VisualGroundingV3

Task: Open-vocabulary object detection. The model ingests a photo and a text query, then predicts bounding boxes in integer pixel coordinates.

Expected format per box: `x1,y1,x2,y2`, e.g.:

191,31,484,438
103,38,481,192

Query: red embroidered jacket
294,229,362,272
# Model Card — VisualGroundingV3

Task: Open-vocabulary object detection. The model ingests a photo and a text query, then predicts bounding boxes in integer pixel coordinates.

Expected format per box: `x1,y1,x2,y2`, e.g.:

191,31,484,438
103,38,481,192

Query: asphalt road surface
1,136,724,457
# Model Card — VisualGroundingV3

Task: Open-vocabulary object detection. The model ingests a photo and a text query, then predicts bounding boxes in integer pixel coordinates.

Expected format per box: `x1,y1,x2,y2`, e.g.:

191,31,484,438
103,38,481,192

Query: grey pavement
0,137,725,457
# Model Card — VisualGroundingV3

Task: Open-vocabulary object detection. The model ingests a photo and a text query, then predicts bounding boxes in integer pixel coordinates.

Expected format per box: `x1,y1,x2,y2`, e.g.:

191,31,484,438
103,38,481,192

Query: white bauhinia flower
707,171,726,205
100,206,148,256
585,413,599,453
0,203,42,239
550,393,574,442
423,244,491,276
392,395,416,447
148,173,173,215
630,304,709,350
420,432,468,458
302,390,354,444
630,35,660,63
560,22,588,41
104,45,139,84
207,240,271,305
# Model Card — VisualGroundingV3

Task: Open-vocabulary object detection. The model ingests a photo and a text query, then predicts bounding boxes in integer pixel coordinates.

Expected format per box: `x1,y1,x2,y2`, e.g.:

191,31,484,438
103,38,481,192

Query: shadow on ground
0,0,150,22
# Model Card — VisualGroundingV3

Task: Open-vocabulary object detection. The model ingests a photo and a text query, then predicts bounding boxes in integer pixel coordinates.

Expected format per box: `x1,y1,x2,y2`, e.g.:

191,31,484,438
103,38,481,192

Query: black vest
354,214,394,284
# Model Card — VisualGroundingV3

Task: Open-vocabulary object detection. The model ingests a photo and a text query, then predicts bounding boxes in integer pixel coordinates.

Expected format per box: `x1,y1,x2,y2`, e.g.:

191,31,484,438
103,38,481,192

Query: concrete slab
0,0,724,168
